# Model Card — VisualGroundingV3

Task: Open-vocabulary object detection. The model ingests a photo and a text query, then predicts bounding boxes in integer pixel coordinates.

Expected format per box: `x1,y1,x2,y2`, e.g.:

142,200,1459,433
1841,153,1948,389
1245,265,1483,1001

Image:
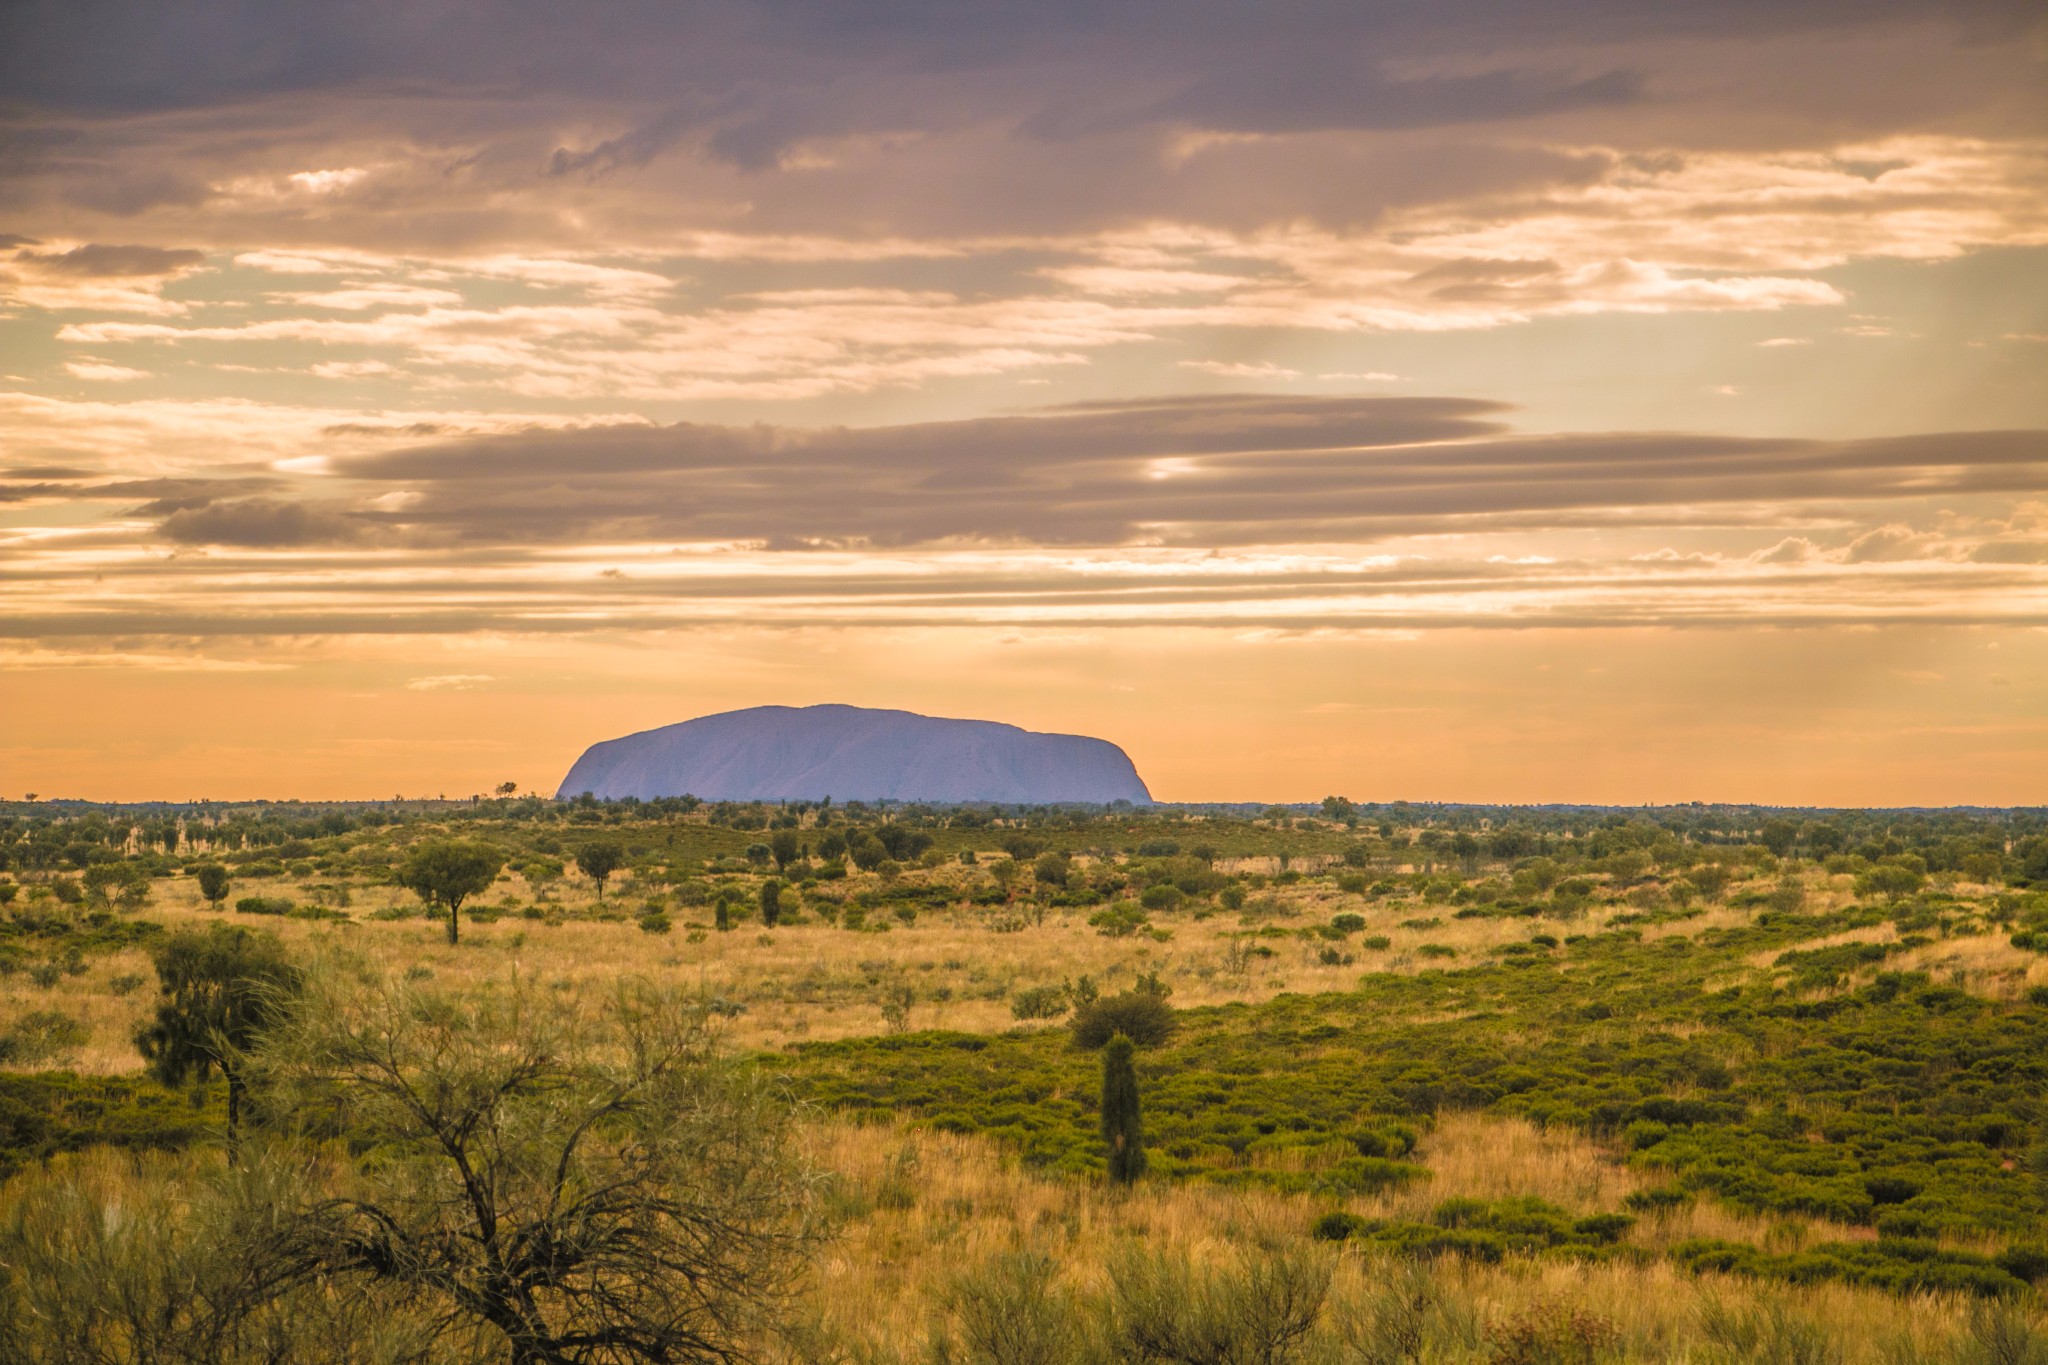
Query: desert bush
1011,984,1072,1021
1696,1295,1840,1365
1485,1300,1619,1365
0,1149,438,1365
937,1248,1086,1365
1104,1243,1331,1365
1331,1257,1483,1365
0,1010,88,1066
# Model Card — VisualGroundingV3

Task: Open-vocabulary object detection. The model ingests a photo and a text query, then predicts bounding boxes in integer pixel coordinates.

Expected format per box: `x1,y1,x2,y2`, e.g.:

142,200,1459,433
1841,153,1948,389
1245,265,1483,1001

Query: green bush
1010,985,1071,1021
1139,883,1185,911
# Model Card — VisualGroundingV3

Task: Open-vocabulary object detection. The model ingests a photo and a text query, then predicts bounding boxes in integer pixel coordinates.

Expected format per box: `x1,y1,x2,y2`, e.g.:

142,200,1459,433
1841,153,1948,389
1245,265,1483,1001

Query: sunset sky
2,1,2046,804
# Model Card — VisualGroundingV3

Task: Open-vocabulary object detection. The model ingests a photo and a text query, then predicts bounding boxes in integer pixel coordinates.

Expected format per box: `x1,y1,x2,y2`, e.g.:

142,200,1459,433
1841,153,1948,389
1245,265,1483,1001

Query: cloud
1970,539,2048,564
63,360,148,381
19,244,204,277
1842,523,1938,562
157,497,364,547
98,395,2029,555
1753,536,1818,565
1179,360,1302,378
405,673,495,691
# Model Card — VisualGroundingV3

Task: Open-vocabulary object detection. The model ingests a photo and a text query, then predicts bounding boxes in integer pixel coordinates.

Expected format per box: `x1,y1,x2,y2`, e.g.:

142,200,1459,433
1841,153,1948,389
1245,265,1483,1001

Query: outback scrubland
0,792,2045,1363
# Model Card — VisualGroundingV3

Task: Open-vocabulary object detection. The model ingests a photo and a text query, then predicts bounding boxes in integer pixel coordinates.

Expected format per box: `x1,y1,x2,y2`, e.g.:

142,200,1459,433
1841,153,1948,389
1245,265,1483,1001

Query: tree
257,972,816,1365
1759,819,1800,858
759,878,783,928
1101,1033,1146,1185
398,838,504,945
769,830,801,871
847,832,889,872
1856,862,1926,904
195,862,232,909
575,838,626,901
82,858,149,909
134,923,300,1155
1070,990,1177,1050
495,780,518,796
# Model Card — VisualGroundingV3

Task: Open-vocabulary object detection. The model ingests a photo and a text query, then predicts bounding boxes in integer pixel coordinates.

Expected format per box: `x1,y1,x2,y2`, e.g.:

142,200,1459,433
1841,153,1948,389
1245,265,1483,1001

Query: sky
1,0,2046,805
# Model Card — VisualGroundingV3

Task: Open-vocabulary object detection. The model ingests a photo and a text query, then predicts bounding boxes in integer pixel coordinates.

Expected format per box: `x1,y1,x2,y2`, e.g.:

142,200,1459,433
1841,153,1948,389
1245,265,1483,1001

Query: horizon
3,2,2045,804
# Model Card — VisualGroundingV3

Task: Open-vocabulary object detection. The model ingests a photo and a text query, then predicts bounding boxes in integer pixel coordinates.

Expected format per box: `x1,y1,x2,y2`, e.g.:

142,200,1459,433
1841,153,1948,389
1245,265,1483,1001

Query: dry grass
798,1117,1982,1363
12,869,1723,1070
1891,931,2048,1001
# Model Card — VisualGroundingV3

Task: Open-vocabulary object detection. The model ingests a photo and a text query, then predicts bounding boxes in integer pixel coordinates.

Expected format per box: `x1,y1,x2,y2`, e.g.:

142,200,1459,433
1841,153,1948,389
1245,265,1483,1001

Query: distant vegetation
0,792,2043,1358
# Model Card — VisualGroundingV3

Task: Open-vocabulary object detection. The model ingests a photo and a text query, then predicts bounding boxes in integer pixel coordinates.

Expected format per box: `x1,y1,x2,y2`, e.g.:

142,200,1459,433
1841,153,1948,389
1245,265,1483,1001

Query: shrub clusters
1671,1235,2036,1297
1313,1196,1636,1264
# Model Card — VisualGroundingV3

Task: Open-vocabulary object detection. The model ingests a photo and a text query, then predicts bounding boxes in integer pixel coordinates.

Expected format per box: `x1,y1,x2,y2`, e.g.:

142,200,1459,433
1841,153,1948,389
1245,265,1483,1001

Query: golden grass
17,868,1713,1070
798,1117,1982,1363
1891,931,2048,1001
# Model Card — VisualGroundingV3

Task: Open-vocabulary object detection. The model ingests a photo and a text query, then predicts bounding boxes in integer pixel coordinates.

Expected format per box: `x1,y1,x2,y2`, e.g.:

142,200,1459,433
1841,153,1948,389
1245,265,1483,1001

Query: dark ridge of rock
556,704,1152,804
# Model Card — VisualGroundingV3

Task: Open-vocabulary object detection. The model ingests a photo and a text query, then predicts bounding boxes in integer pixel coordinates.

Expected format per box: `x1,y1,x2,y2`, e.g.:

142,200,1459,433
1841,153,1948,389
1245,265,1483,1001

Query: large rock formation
556,704,1152,804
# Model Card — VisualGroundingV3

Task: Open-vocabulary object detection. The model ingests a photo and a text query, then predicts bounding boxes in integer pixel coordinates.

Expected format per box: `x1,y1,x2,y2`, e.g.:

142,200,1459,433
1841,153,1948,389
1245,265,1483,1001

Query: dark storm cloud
240,394,2048,550
18,244,205,276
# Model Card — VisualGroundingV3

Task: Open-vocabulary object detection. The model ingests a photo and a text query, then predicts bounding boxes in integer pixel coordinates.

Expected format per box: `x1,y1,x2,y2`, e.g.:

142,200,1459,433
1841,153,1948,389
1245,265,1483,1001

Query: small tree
1070,990,1178,1050
576,838,626,901
847,833,889,872
759,878,783,928
256,973,817,1365
1856,862,1926,905
195,862,232,909
397,838,504,945
1101,1033,1146,1185
769,830,801,872
82,859,149,909
134,923,300,1155
1034,851,1071,888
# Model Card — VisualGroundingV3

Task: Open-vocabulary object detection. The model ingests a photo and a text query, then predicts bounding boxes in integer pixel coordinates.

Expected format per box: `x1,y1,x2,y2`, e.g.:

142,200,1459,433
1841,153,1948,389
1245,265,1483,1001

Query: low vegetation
0,792,2042,1359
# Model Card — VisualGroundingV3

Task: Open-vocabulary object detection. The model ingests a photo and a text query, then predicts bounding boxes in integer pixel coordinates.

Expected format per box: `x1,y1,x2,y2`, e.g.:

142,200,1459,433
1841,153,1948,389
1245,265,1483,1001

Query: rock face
556,704,1153,804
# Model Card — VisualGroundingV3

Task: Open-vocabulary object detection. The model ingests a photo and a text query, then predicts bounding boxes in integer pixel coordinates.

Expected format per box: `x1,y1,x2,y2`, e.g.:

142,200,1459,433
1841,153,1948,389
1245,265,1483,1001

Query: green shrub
233,896,292,916
1139,883,1185,912
0,1011,89,1066
1010,984,1071,1021
1089,903,1149,938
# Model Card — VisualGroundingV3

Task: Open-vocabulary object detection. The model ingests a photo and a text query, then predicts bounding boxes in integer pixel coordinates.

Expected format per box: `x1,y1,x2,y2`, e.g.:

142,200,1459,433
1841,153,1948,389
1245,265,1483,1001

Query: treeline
4,797,2047,901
